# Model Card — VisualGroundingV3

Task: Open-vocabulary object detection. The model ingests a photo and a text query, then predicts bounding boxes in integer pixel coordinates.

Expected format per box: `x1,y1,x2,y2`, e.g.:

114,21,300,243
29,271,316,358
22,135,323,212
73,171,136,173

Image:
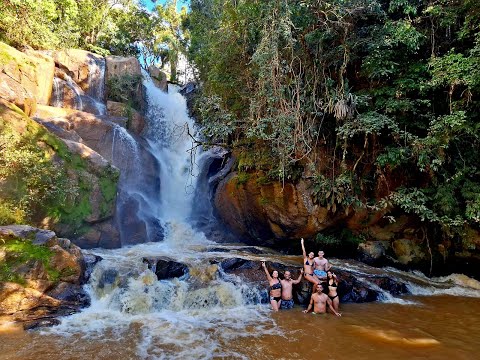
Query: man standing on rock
303,283,341,316
313,250,331,281
280,269,303,310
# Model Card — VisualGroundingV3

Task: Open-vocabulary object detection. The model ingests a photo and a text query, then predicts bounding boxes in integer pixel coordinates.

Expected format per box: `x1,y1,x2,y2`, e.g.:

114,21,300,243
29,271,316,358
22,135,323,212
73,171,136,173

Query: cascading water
86,56,107,115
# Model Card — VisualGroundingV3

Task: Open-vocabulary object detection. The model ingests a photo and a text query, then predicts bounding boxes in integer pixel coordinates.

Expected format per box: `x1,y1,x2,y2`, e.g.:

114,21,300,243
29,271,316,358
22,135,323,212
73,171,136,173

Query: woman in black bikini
301,238,320,289
326,270,340,313
261,261,282,311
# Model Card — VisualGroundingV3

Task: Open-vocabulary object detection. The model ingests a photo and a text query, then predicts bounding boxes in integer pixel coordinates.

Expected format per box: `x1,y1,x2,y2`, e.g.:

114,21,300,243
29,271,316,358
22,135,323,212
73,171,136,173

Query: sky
143,0,190,11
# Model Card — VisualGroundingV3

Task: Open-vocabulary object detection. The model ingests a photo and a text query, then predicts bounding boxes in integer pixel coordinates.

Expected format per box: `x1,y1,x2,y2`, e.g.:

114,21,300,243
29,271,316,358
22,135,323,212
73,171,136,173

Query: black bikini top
305,259,312,266
270,280,282,291
329,280,338,288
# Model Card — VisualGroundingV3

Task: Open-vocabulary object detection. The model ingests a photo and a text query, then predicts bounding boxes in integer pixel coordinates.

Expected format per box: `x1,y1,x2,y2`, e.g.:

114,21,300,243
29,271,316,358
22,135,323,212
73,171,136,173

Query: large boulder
50,49,104,96
0,226,89,328
0,42,55,114
106,56,145,113
0,100,119,247
214,171,341,245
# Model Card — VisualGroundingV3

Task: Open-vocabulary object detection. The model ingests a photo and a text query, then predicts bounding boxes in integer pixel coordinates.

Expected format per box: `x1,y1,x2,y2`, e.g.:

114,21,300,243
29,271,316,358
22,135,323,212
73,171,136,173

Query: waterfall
51,77,63,108
86,57,107,115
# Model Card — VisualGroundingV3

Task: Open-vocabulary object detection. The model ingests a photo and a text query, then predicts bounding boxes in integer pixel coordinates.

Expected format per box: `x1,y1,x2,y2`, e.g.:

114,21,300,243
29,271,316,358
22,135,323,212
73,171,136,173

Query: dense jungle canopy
0,0,479,250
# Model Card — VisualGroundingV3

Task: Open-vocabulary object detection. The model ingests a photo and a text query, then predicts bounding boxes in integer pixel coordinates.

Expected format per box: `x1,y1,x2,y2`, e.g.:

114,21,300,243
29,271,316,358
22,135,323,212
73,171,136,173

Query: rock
357,241,389,265
97,269,119,289
143,257,189,280
0,42,54,112
107,100,145,135
148,65,168,92
51,49,104,95
82,254,103,283
46,283,90,307
0,226,91,326
106,56,145,113
23,318,61,330
214,171,339,245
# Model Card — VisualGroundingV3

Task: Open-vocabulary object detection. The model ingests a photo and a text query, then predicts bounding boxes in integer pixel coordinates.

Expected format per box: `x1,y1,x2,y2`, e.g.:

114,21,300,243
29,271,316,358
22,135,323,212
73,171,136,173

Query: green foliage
0,235,59,284
188,0,480,243
0,131,77,225
107,74,144,111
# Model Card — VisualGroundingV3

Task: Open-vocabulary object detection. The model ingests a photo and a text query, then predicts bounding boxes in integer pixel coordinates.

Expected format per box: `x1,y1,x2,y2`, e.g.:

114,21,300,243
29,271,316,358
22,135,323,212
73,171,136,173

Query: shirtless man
279,269,303,310
313,250,331,281
301,238,320,288
303,283,341,316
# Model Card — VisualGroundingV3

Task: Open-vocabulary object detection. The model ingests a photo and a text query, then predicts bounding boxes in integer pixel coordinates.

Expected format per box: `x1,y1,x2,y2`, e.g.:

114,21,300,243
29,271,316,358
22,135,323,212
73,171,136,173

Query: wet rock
23,318,61,330
46,283,90,307
98,269,119,288
143,258,189,280
82,254,103,283
51,49,104,95
357,241,389,266
107,100,145,135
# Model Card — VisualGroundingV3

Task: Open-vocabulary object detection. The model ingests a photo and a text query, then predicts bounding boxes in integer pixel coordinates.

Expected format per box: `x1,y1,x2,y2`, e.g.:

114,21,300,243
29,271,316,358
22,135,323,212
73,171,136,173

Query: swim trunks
280,299,294,309
313,270,327,278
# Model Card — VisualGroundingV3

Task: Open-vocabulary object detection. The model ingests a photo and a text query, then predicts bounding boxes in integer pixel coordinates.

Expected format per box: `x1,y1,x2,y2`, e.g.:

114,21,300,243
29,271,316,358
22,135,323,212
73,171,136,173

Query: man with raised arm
303,283,342,316
279,269,303,310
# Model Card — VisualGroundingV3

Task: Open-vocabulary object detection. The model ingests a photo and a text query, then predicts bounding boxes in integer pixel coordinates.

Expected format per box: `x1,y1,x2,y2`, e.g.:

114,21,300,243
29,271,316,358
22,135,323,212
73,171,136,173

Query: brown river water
1,295,479,360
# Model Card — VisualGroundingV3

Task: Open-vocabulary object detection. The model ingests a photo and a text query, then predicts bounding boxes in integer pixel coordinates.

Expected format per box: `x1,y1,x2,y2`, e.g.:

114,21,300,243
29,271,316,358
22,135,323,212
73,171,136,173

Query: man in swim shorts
313,250,331,281
303,283,341,316
280,269,303,310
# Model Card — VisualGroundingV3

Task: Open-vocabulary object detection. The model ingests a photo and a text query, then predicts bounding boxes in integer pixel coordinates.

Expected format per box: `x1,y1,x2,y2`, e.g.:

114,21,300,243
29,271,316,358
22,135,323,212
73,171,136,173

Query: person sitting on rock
313,250,331,281
303,283,341,316
326,269,340,314
301,238,320,289
262,261,282,311
279,269,303,310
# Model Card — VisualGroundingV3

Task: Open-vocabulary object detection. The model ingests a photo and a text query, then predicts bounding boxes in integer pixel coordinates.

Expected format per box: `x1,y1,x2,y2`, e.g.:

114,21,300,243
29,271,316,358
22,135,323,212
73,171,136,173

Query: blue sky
143,0,190,11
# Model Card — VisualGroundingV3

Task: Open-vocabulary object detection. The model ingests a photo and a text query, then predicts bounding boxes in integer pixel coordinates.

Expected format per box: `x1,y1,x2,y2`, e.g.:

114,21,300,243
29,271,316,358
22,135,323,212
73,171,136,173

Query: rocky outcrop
0,226,90,328
214,171,342,245
50,49,104,96
148,65,168,92
0,100,119,248
106,56,145,113
0,42,54,114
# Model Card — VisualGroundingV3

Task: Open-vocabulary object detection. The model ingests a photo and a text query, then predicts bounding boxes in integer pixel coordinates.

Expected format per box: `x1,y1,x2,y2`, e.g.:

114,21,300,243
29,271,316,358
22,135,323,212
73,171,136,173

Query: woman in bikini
301,238,320,289
326,270,340,313
261,261,282,311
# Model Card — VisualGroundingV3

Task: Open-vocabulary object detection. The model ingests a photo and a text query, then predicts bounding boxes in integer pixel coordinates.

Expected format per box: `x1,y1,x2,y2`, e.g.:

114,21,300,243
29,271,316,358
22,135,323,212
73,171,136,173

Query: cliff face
213,161,480,278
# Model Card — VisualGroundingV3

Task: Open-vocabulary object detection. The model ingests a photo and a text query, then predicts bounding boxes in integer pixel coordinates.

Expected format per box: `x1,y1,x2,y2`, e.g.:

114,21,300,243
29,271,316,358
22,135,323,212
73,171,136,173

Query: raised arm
292,268,303,284
303,294,314,313
261,261,272,281
301,238,307,258
327,296,342,317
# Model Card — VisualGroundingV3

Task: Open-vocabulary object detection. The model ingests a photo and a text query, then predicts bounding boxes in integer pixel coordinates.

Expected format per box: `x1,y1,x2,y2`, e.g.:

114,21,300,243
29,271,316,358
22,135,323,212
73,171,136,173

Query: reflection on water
1,296,480,359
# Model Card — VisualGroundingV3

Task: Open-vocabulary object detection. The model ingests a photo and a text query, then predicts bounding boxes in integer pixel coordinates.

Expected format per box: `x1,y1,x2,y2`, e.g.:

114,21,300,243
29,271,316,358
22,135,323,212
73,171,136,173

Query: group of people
261,238,341,316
